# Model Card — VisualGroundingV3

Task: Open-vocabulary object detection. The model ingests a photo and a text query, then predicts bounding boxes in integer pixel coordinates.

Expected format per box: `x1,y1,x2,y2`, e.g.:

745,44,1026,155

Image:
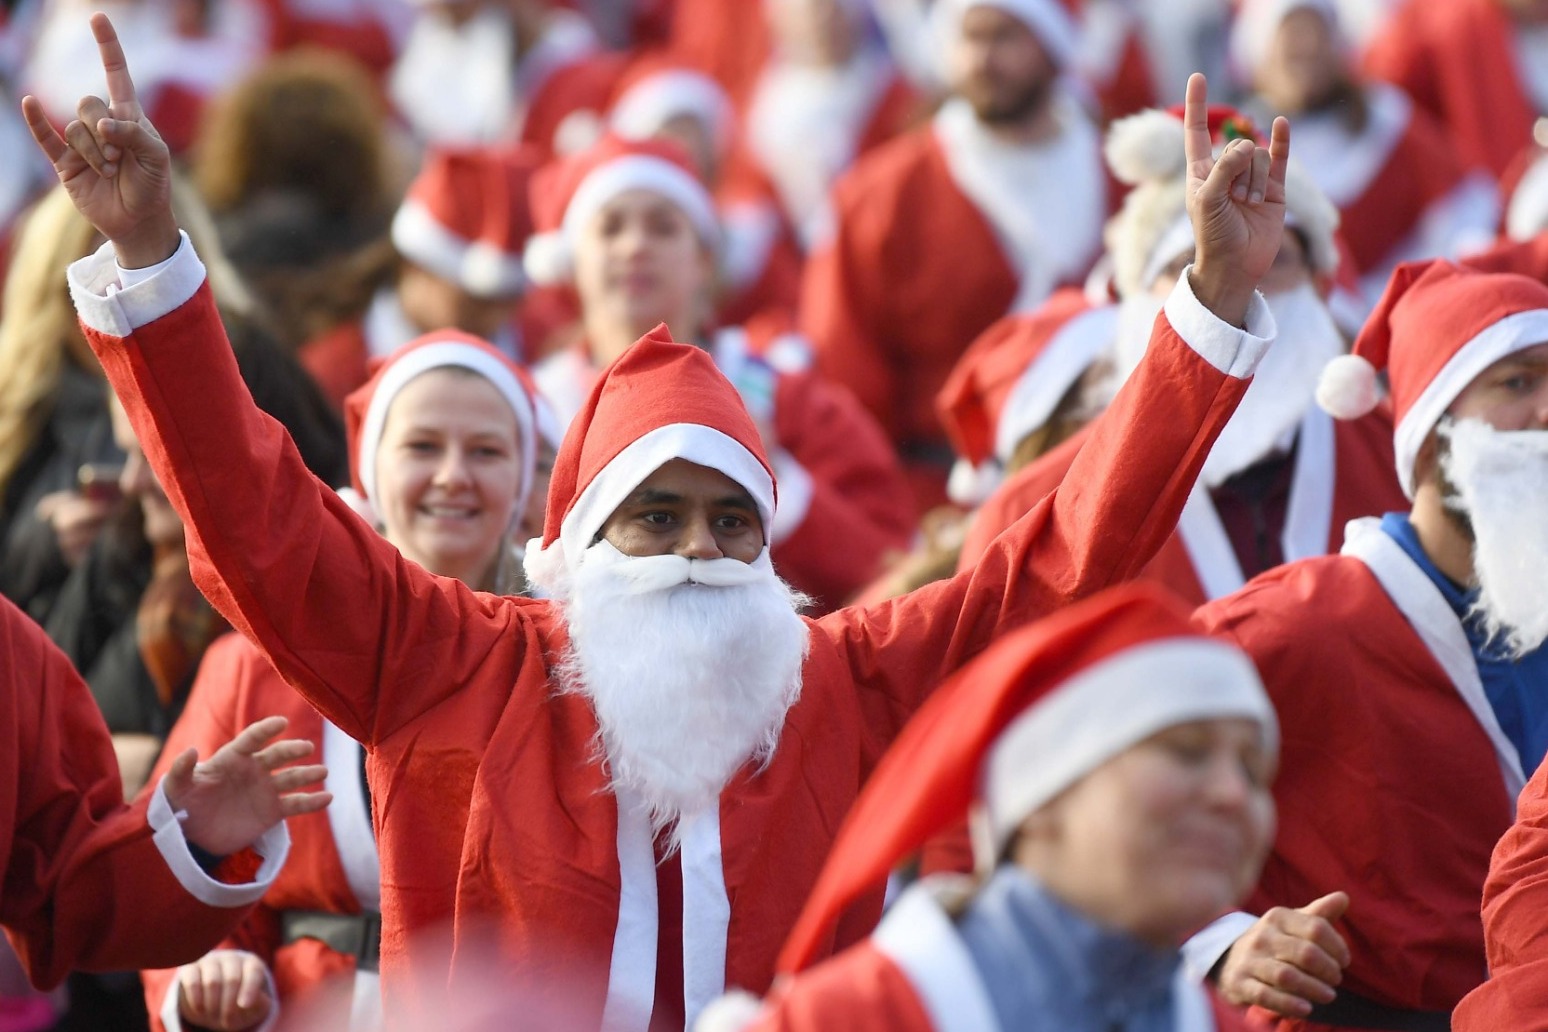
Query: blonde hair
0,176,255,500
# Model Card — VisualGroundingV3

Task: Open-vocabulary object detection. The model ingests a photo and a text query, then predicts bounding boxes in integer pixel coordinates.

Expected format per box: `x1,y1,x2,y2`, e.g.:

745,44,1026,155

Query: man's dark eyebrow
715,494,756,512
630,488,684,505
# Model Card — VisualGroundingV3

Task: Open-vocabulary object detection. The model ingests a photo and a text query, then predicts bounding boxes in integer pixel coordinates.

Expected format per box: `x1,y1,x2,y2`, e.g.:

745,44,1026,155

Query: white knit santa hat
523,135,721,287
1103,104,1341,299
932,0,1080,69
1315,260,1548,496
609,64,734,149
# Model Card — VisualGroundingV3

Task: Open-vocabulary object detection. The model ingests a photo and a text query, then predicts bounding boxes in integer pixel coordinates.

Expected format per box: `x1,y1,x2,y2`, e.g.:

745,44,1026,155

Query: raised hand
1215,891,1352,1019
1182,72,1291,328
20,12,179,268
164,715,331,858
177,949,275,1032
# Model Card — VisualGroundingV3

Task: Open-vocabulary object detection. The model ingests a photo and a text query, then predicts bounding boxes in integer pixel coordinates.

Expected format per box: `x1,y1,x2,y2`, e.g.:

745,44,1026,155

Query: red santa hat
521,325,776,594
608,60,734,151
1229,0,1342,82
523,134,722,287
391,147,543,299
1316,260,1548,497
1104,103,1341,298
772,582,1275,976
932,0,1080,69
344,332,540,529
937,291,1116,505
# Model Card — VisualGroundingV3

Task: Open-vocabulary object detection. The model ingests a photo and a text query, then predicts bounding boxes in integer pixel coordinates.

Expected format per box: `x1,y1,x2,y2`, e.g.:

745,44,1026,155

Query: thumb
1301,890,1350,922
163,747,198,807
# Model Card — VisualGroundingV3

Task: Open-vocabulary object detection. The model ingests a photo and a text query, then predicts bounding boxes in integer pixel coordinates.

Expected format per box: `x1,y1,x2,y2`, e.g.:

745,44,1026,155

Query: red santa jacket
534,317,915,611
803,120,1106,513
728,885,1257,1032
0,595,282,989
1195,517,1521,1023
77,240,1259,1030
1363,0,1536,180
960,406,1405,605
142,632,380,1032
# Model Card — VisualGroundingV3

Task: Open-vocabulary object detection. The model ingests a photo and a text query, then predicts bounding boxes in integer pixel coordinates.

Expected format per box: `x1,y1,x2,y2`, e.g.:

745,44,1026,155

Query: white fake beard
558,542,811,845
1442,419,1548,660
1198,284,1346,487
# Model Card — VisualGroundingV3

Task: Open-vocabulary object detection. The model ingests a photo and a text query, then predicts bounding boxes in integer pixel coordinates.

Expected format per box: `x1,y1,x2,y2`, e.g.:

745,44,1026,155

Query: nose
1533,385,1548,429
674,514,724,561
433,447,472,489
1201,750,1255,813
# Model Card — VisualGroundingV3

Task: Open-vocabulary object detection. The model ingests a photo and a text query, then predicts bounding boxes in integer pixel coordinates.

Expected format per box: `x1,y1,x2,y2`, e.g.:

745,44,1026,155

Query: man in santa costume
961,102,1407,607
1232,0,1499,312
1363,0,1548,181
802,0,1109,512
526,133,913,610
0,590,326,991
699,583,1279,1032
300,146,549,411
1184,259,1548,1028
29,22,1290,1029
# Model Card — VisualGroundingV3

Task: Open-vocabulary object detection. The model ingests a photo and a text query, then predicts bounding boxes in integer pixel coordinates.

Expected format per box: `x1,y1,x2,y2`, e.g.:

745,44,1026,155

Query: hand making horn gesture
1182,71,1291,329
20,12,180,269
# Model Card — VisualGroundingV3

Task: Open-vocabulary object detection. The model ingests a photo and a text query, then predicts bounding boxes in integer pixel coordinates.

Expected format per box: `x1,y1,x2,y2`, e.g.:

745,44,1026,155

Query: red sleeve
0,597,256,987
768,371,914,611
814,310,1249,762
82,281,543,749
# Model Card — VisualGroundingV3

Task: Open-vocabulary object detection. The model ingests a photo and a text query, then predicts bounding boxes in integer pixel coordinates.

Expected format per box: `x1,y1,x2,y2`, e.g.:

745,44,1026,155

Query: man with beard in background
959,103,1407,605
1185,260,1548,1028
28,19,1291,1032
802,0,1109,512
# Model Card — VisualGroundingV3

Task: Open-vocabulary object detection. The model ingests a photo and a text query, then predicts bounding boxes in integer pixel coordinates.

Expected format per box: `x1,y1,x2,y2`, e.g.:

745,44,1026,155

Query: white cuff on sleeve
1163,266,1276,379
1181,910,1259,983
768,448,814,545
159,954,281,1032
67,231,207,337
147,776,290,908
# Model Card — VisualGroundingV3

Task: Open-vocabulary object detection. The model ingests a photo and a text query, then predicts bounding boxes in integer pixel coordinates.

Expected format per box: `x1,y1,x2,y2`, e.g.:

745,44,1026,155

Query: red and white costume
71,220,1268,1030
1363,0,1540,181
0,594,286,989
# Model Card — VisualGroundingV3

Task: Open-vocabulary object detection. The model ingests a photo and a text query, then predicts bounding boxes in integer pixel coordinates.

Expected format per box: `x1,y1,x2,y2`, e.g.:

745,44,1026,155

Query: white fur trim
147,777,290,907
982,638,1274,859
872,885,999,1032
1162,266,1276,379
357,340,538,527
993,304,1116,462
558,422,776,576
768,449,814,545
522,230,574,286
1395,308,1548,497
1230,0,1338,80
602,788,658,1032
1508,148,1548,243
68,232,206,337
391,199,527,299
563,155,720,256
681,806,731,1027
322,720,380,910
611,70,732,145
1315,353,1380,420
934,0,1078,69
692,991,765,1032
1181,911,1260,983
554,108,607,157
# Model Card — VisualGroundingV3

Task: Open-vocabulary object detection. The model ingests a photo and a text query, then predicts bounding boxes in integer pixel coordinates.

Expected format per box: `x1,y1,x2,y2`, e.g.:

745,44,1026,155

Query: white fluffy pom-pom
1316,353,1381,420
522,232,573,286
1104,109,1187,187
946,458,1004,507
521,539,570,597
692,991,766,1032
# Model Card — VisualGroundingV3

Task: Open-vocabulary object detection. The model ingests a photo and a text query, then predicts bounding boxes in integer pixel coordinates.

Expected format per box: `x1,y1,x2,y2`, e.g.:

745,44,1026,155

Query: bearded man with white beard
958,102,1409,606
1184,260,1548,1029
28,23,1294,1032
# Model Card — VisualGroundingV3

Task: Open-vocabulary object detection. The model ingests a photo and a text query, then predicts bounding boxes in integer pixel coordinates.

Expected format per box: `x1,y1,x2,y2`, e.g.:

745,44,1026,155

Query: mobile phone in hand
77,463,124,504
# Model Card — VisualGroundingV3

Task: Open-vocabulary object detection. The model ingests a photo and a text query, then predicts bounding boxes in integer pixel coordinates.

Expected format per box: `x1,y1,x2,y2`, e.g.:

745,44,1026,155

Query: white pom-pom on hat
947,458,1005,507
692,991,766,1032
522,231,573,286
1104,108,1187,187
1316,353,1381,420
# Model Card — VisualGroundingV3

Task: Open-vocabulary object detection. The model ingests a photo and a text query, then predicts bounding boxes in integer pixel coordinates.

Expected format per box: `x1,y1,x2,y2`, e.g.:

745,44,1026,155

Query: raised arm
21,15,539,745
815,75,1293,757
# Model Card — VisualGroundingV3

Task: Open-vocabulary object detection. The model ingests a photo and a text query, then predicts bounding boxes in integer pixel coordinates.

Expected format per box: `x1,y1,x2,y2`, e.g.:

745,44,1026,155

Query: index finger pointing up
90,13,141,119
1265,114,1291,205
1183,72,1213,183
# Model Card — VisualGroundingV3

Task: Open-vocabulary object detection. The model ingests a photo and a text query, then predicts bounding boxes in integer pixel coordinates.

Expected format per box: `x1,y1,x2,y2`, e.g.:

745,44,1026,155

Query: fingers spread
279,790,333,818
253,738,316,770
20,96,67,164
228,715,289,756
269,763,329,792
